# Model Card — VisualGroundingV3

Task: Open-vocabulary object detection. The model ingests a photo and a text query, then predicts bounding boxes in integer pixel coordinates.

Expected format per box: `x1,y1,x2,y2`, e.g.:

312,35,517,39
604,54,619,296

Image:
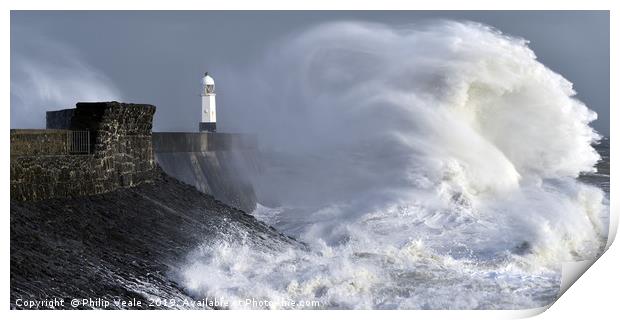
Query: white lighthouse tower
199,72,217,132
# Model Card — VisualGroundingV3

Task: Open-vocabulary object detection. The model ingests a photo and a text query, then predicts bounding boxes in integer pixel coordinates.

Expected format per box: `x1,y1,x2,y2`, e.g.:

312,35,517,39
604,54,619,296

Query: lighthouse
199,72,217,132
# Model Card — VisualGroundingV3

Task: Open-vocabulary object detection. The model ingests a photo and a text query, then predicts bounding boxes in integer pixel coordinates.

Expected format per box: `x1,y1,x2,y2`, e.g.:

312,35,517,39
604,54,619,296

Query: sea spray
180,21,608,309
11,28,122,128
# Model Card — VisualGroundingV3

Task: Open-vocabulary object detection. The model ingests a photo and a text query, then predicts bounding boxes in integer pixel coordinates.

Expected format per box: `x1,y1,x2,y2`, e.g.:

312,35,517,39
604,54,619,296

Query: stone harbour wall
152,132,259,212
10,102,158,202
46,108,74,129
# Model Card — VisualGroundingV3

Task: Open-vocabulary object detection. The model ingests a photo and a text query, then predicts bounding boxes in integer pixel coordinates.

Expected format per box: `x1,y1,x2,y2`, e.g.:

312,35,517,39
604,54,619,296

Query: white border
2,1,617,319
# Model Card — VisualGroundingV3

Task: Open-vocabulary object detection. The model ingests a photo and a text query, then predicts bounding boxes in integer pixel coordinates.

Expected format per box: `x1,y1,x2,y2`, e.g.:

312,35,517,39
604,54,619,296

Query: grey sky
11,11,610,136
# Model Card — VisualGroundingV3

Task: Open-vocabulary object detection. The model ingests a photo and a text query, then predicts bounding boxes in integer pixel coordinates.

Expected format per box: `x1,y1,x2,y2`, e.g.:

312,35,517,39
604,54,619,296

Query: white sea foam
180,21,608,309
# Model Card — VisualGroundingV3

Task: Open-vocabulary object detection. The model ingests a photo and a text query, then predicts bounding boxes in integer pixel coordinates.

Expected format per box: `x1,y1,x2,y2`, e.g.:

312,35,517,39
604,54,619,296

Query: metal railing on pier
67,130,90,154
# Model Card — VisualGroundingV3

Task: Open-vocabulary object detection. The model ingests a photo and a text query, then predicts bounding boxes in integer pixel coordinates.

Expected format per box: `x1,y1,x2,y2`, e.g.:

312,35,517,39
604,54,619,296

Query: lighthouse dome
202,73,215,85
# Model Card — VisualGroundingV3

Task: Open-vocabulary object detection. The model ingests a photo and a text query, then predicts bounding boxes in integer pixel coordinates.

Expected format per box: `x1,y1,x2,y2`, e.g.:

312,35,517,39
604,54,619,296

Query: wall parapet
10,129,70,157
